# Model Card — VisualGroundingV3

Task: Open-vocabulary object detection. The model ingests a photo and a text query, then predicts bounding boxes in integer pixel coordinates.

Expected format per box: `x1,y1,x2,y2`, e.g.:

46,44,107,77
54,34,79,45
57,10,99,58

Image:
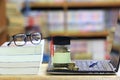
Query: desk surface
0,64,120,80
1,42,120,80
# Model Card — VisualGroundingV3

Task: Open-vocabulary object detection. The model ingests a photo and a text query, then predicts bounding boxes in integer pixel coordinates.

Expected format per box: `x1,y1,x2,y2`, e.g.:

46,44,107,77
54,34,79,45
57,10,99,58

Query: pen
89,62,98,68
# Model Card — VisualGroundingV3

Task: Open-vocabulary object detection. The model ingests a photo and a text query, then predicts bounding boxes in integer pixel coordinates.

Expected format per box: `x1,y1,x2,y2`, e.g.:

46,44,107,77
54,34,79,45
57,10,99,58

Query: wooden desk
0,64,120,80
1,42,120,80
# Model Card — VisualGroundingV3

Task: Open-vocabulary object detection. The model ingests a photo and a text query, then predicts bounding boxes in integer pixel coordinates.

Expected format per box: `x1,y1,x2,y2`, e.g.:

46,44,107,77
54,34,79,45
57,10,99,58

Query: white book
0,62,41,68
0,55,42,62
0,68,40,75
0,46,42,55
1,40,45,55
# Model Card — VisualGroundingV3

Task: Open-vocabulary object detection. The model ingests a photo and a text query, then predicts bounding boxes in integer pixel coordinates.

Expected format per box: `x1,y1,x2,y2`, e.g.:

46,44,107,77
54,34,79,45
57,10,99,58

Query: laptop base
47,60,116,75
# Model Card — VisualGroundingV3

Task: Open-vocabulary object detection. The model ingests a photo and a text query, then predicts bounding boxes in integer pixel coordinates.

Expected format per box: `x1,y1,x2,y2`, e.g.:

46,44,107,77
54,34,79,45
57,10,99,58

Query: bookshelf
22,1,119,60
0,0,7,45
22,1,120,38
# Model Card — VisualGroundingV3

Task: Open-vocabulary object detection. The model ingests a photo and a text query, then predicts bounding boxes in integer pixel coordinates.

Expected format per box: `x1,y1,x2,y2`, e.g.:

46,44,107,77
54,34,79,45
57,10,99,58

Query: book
67,10,105,24
48,11,64,24
1,40,45,55
105,9,119,29
0,68,40,75
49,24,64,33
92,40,106,60
0,55,42,62
0,45,42,55
0,62,41,68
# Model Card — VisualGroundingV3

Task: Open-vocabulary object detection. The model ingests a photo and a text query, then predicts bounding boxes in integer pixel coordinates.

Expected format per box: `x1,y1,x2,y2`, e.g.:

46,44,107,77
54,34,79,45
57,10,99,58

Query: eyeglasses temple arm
7,38,13,46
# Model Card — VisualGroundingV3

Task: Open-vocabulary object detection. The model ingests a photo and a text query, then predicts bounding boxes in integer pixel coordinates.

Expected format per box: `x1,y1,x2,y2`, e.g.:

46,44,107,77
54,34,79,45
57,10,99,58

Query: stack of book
0,40,44,74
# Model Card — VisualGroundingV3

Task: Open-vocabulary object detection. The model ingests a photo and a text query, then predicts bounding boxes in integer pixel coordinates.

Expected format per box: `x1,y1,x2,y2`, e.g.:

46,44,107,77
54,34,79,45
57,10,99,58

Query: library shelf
22,1,119,38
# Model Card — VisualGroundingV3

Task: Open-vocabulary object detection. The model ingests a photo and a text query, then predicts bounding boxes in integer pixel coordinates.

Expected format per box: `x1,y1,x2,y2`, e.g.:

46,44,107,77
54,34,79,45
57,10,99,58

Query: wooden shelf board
50,31,109,37
113,45,120,51
67,1,120,8
29,2,65,8
26,1,120,8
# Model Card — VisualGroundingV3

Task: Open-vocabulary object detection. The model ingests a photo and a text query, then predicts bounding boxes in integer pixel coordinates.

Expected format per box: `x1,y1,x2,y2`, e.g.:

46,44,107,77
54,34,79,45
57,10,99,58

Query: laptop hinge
109,62,116,71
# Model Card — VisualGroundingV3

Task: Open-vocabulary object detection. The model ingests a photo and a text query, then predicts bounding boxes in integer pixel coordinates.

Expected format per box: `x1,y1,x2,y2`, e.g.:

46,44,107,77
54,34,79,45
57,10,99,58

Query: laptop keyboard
75,60,113,71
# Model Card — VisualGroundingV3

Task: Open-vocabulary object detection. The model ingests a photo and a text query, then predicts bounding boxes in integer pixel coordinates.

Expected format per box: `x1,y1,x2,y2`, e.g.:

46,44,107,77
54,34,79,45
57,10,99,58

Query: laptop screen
113,24,120,46
110,49,120,71
110,23,120,71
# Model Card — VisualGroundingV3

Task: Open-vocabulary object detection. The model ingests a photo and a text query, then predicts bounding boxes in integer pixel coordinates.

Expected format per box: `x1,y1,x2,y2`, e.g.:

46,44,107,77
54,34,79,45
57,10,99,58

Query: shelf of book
22,1,119,38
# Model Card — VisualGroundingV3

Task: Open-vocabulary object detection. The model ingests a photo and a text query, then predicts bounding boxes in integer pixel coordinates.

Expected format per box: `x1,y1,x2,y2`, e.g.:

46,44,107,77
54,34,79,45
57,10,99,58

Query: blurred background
1,0,120,63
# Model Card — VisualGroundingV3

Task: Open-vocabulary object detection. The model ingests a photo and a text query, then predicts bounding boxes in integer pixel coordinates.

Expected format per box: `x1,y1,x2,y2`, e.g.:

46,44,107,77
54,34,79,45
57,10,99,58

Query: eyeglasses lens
31,32,41,45
14,34,26,46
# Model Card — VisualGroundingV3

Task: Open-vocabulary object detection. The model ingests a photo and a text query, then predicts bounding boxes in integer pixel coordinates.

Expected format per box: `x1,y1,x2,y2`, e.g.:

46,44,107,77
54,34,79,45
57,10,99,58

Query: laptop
47,29,120,75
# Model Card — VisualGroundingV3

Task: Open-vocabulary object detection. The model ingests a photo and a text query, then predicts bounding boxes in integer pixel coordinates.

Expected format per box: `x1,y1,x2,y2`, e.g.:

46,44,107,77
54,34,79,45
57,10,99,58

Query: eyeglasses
7,32,42,46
